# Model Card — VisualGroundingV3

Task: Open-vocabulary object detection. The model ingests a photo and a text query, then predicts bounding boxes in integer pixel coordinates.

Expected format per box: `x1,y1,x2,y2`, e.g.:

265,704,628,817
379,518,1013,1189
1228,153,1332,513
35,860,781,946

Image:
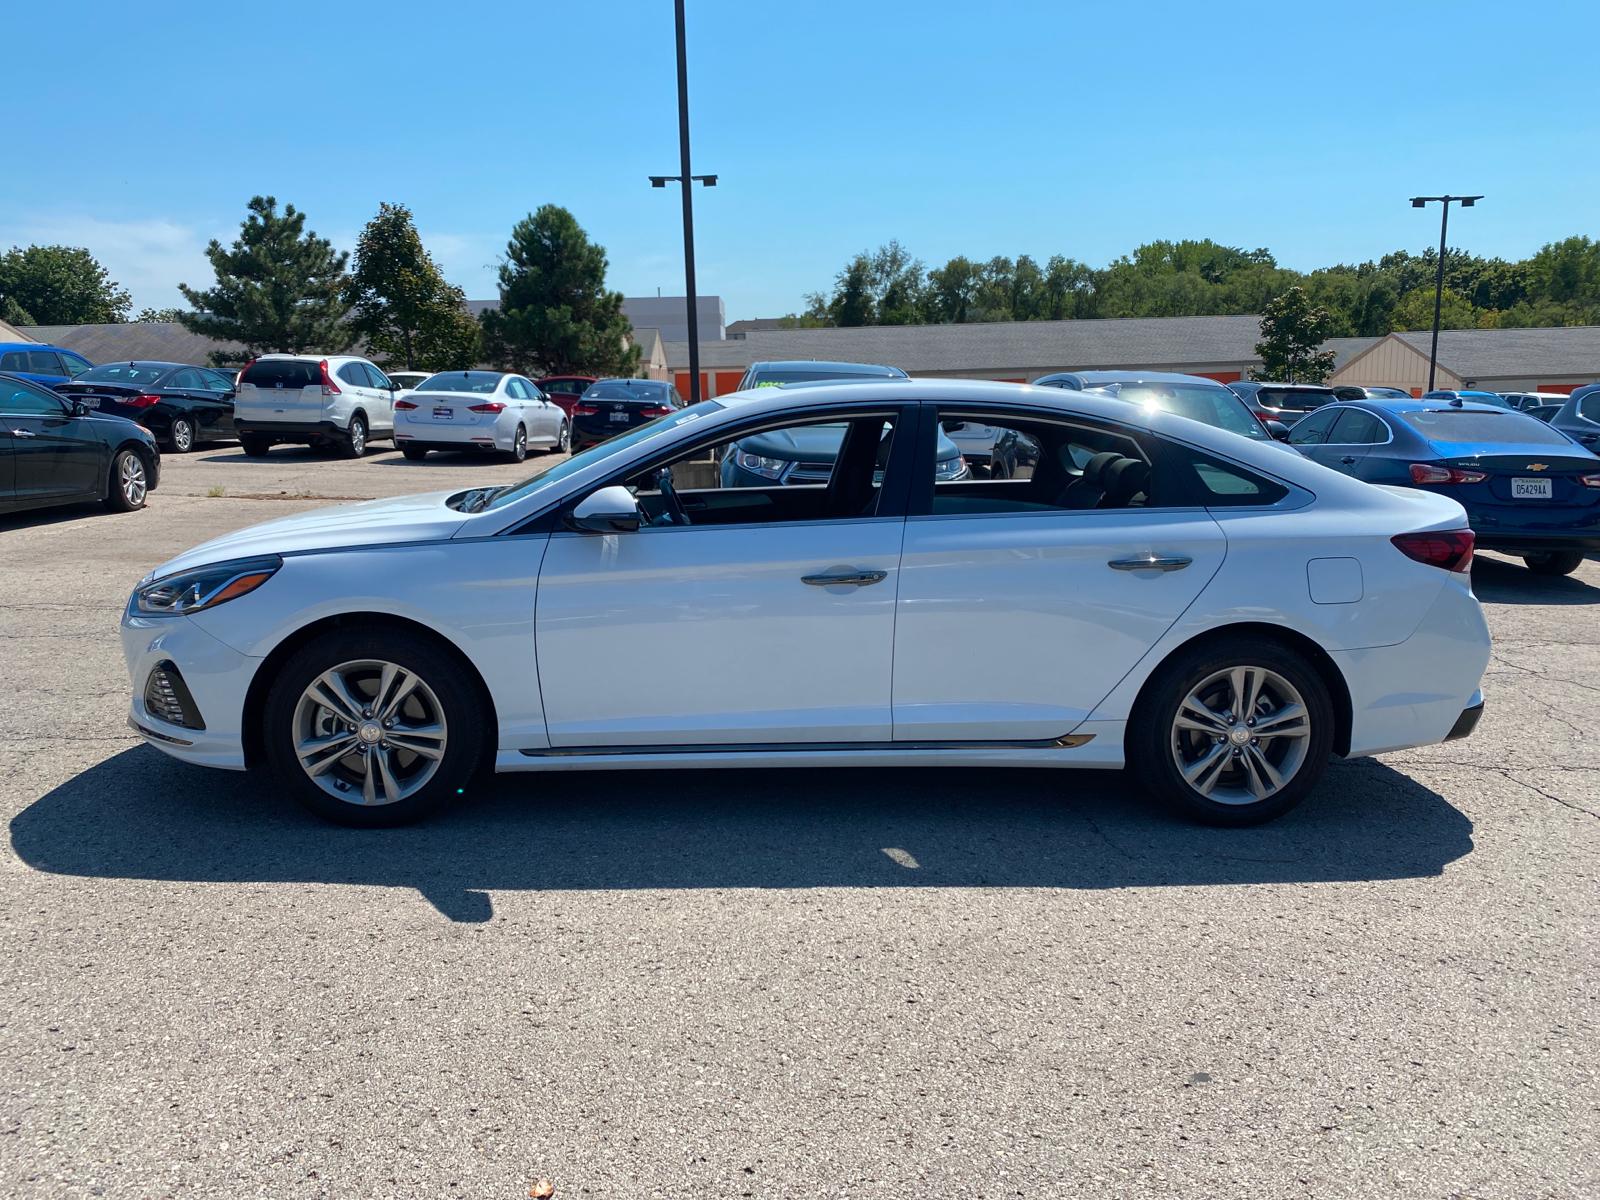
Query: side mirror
68,399,89,417
568,485,642,534
1265,419,1290,441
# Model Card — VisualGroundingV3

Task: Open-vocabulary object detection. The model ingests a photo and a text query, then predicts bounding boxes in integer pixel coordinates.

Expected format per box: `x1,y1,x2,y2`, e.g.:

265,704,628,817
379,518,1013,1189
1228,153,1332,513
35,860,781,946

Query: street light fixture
1409,194,1483,392
650,0,717,404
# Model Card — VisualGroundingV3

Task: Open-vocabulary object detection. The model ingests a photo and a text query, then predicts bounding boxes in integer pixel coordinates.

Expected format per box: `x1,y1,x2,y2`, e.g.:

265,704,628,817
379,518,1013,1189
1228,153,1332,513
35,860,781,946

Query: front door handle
11,428,36,438
1108,554,1192,572
802,569,888,588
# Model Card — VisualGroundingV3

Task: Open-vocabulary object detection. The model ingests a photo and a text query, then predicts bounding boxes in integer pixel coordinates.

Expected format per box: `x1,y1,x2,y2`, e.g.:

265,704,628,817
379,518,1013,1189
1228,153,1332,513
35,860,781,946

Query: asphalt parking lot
3,442,1597,1198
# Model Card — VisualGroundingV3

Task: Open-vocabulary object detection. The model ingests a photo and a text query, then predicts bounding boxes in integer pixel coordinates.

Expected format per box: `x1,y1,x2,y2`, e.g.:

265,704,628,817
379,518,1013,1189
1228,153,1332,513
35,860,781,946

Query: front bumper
121,610,257,770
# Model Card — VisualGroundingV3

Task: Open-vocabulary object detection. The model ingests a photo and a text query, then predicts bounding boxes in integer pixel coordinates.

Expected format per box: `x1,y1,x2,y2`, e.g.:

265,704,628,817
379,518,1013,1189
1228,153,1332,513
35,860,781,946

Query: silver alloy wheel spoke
372,747,402,804
1182,742,1231,795
1176,697,1230,735
311,672,366,724
385,723,446,760
298,732,358,776
1242,745,1284,799
1251,704,1307,737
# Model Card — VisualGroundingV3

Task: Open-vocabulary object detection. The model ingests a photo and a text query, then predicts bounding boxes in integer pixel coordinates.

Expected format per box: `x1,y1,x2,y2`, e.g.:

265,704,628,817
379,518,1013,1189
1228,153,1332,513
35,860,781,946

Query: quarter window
1327,409,1389,445
336,362,368,387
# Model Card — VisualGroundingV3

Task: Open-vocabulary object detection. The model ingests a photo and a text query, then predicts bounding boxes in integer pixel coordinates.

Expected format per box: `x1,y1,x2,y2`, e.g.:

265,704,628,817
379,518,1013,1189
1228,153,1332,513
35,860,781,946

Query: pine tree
344,203,481,371
179,196,350,361
480,206,638,377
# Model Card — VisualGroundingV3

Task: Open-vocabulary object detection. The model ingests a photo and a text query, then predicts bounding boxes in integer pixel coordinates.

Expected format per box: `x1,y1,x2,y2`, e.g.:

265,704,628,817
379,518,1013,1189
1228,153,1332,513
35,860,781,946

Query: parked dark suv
1544,383,1600,449
1226,381,1340,427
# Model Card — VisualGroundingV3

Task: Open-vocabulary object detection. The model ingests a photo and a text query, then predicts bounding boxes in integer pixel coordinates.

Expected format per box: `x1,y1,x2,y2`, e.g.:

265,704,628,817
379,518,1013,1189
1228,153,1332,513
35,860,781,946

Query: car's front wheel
1128,636,1333,826
1523,550,1584,576
263,631,488,827
104,447,150,512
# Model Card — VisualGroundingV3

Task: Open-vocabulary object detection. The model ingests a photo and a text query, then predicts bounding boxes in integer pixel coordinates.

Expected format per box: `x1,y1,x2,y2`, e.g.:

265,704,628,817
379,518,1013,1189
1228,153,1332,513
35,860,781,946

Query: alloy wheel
290,659,448,806
558,421,570,453
349,419,366,456
1169,665,1311,805
120,453,148,506
172,419,193,452
514,426,527,460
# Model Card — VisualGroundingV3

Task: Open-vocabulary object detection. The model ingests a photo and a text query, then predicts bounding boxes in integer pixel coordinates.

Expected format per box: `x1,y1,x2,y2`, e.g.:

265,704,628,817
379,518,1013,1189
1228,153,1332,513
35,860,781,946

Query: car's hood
150,490,470,579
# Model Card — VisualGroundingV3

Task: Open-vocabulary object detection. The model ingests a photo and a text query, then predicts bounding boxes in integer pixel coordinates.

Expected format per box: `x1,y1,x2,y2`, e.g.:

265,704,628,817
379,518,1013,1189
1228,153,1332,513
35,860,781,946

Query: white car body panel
394,373,564,453
120,379,1492,787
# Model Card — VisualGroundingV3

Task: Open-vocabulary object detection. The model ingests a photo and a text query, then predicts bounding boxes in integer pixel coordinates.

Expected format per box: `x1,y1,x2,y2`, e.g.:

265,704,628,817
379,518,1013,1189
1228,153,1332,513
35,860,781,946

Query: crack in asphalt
1419,758,1600,821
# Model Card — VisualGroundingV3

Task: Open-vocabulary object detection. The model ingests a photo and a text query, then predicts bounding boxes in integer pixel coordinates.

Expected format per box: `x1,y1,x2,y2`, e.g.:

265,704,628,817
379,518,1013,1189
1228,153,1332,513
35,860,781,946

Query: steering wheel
654,466,691,526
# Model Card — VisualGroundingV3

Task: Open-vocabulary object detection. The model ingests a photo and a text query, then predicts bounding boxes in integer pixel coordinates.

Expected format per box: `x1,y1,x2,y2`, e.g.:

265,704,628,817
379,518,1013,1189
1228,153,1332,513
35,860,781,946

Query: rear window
76,363,169,385
1401,410,1573,446
587,381,666,400
240,360,319,389
748,368,899,386
416,372,503,394
1256,387,1335,412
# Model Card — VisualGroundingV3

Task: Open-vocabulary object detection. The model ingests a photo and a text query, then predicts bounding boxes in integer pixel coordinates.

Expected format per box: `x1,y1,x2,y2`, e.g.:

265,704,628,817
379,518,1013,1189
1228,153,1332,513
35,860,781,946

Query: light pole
1409,194,1482,392
650,0,717,403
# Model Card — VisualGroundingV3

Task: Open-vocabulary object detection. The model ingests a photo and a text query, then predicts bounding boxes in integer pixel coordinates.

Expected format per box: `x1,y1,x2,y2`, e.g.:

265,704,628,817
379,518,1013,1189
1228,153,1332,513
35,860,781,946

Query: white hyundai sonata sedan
122,380,1491,827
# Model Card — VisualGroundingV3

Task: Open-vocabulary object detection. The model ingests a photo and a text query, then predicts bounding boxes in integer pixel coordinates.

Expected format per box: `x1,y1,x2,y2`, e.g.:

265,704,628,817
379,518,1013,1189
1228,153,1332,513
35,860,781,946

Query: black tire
262,630,488,827
1523,550,1584,576
1127,635,1334,826
401,444,429,461
510,424,528,462
552,420,570,455
169,417,196,453
240,433,273,456
340,414,368,458
103,447,150,512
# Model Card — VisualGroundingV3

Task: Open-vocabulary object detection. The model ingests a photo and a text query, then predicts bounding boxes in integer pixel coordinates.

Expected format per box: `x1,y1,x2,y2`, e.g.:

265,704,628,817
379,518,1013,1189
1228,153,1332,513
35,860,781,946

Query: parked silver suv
234,354,398,457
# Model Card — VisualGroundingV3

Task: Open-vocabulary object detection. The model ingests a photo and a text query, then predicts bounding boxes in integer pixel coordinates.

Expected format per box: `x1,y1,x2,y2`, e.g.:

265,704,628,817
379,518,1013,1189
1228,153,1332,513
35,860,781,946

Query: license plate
432,407,453,420
609,411,629,423
1512,477,1552,499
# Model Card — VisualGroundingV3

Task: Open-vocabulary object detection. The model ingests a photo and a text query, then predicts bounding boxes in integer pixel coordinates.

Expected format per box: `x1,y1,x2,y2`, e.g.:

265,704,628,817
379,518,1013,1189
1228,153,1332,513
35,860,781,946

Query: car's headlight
133,556,282,616
935,455,969,481
735,451,787,480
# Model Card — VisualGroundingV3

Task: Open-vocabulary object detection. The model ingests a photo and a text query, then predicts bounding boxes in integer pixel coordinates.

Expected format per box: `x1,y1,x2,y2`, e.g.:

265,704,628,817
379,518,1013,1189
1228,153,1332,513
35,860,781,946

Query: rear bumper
394,421,507,449
235,418,385,443
1445,694,1484,742
1475,533,1600,554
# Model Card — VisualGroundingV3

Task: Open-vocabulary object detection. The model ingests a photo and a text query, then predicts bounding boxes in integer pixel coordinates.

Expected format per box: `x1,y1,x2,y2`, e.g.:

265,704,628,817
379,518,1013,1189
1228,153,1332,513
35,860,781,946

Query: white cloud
0,214,226,314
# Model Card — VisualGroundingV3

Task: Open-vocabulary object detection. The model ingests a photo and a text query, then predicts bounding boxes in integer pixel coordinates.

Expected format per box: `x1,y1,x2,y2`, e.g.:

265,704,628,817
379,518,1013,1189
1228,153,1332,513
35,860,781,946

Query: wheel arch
1125,622,1353,758
240,612,500,770
109,438,159,497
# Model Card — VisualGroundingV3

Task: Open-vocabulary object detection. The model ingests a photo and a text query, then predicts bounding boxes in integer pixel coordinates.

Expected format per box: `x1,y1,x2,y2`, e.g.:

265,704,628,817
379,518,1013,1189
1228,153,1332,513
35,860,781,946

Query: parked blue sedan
1288,397,1600,575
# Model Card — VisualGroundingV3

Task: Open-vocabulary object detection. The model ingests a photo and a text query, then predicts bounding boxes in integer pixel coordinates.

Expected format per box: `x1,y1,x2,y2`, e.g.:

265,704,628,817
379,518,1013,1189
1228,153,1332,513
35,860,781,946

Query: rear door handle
802,569,888,587
1108,554,1191,572
1339,456,1358,465
11,428,36,438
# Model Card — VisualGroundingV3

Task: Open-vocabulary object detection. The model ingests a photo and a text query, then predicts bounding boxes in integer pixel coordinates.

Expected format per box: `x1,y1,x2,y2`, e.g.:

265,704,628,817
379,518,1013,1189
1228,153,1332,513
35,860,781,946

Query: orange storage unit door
714,371,745,396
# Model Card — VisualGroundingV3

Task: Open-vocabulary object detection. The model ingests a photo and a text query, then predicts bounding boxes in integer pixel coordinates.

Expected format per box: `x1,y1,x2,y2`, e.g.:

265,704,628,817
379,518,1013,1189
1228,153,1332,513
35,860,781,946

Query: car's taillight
1410,463,1488,485
126,394,161,409
1392,529,1475,572
639,405,672,418
237,358,255,388
572,403,600,416
1580,473,1600,489
394,399,418,410
468,401,506,414
319,359,340,396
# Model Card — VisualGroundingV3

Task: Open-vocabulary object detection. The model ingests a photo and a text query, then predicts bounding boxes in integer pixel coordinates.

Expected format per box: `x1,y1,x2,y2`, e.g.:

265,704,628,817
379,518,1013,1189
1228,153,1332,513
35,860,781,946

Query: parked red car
536,375,597,417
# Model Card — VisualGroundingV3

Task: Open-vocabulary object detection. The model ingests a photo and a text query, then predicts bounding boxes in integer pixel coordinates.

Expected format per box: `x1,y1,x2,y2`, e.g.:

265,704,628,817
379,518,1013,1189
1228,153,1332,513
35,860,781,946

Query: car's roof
253,352,364,361
86,359,186,371
592,376,667,385
1041,369,1235,388
1239,380,1337,390
746,360,908,377
1347,396,1514,415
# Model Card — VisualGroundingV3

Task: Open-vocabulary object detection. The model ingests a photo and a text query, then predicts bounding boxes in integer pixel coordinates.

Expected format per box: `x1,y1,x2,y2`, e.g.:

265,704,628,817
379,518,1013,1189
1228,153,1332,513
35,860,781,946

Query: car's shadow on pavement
11,750,1472,922
1470,554,1600,605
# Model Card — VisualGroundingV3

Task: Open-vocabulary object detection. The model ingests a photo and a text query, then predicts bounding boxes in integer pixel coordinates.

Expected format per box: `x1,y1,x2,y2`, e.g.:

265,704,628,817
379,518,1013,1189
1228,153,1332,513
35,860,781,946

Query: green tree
1252,287,1337,383
479,205,638,377
925,256,982,323
0,245,130,324
344,202,480,370
134,306,186,323
1389,286,1478,333
178,196,351,362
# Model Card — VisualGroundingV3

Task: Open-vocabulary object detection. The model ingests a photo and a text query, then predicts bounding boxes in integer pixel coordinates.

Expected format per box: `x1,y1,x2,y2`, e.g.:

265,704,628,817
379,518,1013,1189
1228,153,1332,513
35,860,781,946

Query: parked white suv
234,354,398,457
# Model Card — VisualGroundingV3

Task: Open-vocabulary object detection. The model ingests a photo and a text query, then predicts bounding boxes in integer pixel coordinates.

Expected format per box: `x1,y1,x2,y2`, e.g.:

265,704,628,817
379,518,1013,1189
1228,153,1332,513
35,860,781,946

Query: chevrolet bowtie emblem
1526,463,1549,471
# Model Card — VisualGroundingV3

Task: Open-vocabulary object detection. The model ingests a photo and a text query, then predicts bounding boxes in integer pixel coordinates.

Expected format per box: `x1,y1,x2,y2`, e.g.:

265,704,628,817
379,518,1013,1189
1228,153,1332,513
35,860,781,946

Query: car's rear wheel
401,444,429,461
553,420,570,454
103,448,149,512
510,424,528,462
1523,550,1584,576
240,434,273,457
169,417,195,453
340,414,368,458
263,632,487,827
1128,636,1333,826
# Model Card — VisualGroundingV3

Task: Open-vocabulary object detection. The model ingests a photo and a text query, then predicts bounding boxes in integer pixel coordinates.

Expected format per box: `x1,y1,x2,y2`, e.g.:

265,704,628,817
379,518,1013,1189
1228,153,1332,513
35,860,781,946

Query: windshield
1093,383,1268,440
749,368,901,386
417,372,503,394
479,401,725,511
1401,410,1576,446
76,362,173,385
586,380,667,400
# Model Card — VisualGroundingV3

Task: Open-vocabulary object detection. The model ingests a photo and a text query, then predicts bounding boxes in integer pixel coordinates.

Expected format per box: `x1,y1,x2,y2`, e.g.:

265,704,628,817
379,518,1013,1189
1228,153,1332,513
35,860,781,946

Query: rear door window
28,351,66,375
169,368,205,390
1327,409,1390,445
240,360,319,389
1287,410,1339,445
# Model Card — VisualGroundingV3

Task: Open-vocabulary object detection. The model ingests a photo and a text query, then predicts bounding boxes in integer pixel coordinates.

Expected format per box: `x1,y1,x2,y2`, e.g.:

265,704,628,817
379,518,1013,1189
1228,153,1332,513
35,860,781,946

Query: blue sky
6,0,1595,321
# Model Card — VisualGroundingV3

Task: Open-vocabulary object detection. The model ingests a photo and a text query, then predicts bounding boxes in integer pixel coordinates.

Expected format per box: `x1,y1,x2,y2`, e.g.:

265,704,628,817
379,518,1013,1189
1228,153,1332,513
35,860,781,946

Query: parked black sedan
56,361,237,452
570,378,685,451
1,373,160,515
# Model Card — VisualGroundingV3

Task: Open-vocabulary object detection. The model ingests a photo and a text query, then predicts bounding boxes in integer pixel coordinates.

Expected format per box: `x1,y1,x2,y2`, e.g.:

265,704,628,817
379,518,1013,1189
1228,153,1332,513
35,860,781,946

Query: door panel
0,432,14,504
9,412,103,500
536,521,904,745
892,510,1226,740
